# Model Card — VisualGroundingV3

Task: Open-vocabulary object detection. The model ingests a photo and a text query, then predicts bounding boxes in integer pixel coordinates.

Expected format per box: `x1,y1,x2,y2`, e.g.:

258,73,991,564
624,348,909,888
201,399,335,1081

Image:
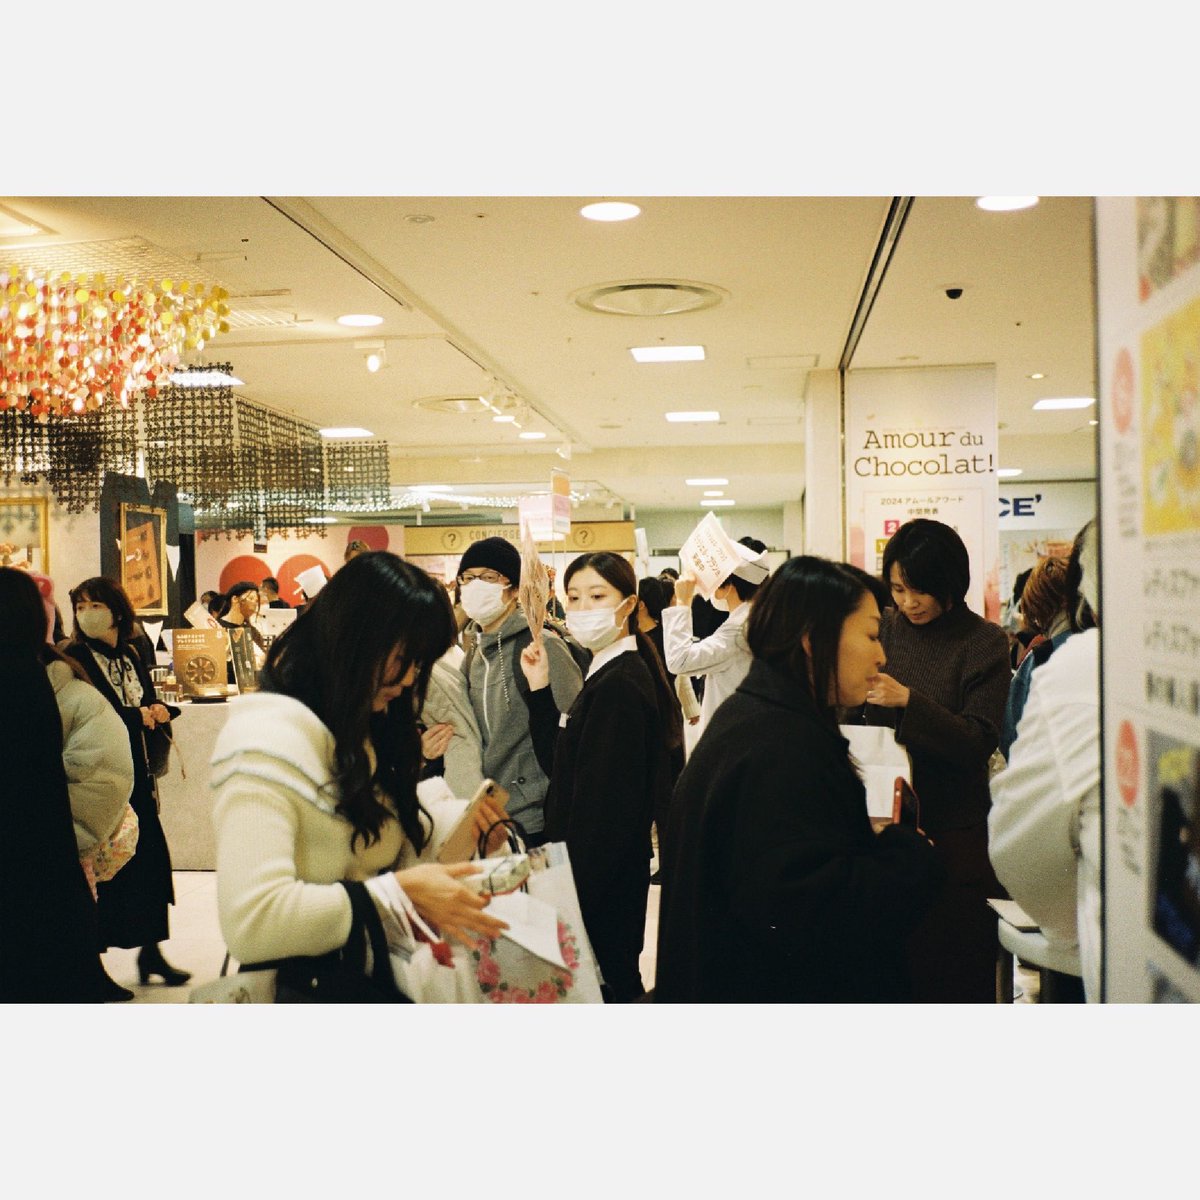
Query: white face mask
566,602,630,653
76,607,114,639
459,579,510,625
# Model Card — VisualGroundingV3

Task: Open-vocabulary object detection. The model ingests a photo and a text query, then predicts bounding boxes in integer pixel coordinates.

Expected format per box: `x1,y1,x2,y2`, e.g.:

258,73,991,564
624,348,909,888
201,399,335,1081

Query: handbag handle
477,815,527,859
340,880,399,994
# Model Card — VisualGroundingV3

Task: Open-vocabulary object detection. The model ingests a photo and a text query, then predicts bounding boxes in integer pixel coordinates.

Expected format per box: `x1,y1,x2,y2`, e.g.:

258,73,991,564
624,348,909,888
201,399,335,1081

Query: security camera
945,287,964,300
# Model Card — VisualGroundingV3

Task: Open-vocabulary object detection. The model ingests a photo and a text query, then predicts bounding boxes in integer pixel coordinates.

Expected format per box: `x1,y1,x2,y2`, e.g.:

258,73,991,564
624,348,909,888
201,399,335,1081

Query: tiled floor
103,870,1037,1003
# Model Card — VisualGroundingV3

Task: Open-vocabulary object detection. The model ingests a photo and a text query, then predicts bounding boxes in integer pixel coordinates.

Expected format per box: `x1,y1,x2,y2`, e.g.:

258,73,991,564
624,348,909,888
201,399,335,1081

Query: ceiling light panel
320,427,374,438
1033,397,1095,411
665,411,719,423
631,345,706,363
580,202,641,222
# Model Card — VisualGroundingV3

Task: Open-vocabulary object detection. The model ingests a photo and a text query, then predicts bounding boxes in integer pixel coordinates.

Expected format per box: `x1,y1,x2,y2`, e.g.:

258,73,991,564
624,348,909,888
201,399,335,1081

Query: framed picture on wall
119,502,168,615
0,497,50,573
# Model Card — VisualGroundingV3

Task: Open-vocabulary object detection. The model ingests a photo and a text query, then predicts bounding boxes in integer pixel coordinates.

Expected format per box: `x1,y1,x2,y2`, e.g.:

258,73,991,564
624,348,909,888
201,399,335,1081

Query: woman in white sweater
211,552,509,982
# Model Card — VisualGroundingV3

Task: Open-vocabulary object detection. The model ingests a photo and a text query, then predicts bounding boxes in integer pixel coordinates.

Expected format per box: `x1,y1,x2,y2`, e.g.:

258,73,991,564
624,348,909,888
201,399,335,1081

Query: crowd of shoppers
5,515,1111,1006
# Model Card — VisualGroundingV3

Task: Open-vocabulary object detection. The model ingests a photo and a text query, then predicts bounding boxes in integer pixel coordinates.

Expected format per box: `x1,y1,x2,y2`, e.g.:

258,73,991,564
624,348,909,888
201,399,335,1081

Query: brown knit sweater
867,604,1012,832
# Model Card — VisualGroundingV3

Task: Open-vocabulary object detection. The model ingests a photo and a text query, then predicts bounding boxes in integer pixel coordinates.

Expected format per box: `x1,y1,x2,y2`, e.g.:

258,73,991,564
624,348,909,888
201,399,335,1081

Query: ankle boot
137,944,192,986
98,963,134,1002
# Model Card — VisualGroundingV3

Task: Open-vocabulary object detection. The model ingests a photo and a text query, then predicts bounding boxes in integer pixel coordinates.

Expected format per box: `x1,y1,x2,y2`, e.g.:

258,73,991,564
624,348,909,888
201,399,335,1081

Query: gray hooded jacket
464,605,583,835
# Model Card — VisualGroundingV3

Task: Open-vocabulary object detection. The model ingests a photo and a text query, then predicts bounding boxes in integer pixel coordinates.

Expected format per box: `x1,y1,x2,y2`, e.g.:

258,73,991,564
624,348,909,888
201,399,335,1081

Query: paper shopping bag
519,842,605,1003
840,724,913,822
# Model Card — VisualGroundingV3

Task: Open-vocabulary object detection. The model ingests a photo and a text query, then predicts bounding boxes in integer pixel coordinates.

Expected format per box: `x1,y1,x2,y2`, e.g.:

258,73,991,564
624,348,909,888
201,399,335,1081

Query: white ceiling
0,194,1097,520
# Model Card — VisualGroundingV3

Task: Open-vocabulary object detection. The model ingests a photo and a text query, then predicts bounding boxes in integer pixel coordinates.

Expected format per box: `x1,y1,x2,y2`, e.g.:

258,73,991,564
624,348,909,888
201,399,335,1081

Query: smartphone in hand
437,778,511,864
892,777,921,829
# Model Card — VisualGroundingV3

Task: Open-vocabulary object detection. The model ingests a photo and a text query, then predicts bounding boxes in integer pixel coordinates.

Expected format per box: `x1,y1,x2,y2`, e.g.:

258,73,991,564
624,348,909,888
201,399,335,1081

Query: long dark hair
0,568,89,681
745,556,871,727
565,551,684,752
260,551,457,851
213,580,259,621
67,576,137,643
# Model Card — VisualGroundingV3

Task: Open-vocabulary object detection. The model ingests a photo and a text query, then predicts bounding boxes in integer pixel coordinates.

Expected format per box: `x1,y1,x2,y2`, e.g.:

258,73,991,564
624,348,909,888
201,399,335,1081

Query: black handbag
249,880,412,1004
143,723,173,779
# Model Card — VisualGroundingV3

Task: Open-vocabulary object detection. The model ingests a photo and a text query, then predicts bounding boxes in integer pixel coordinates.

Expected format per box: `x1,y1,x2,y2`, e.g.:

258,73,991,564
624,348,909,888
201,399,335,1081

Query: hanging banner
845,365,999,620
1098,196,1200,1003
551,468,571,536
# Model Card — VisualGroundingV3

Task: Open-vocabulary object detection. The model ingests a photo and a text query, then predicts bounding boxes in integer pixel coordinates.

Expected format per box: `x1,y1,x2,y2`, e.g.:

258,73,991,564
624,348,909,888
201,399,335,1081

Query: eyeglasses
458,570,508,586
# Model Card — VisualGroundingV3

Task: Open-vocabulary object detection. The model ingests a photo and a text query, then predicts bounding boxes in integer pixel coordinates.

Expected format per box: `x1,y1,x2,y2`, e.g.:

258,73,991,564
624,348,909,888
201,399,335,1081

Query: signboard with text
1098,196,1200,1002
845,366,1000,620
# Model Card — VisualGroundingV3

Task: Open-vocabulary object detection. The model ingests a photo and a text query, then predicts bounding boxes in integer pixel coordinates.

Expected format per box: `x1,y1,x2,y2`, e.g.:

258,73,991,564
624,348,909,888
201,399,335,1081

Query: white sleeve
213,780,353,964
61,682,135,853
661,605,742,677
988,679,1086,951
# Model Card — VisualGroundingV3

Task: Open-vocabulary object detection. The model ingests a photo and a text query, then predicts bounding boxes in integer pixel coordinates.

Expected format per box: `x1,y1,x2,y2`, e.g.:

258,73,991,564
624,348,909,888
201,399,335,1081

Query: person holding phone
211,552,510,990
655,556,944,1003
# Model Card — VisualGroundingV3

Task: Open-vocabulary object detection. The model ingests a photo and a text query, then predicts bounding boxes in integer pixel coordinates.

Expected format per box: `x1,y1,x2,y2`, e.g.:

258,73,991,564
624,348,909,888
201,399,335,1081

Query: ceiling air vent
411,395,493,415
572,279,727,317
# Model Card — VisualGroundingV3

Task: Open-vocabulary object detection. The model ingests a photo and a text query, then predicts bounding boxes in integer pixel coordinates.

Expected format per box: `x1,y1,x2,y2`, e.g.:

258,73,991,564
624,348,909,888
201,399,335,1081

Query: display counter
156,695,247,870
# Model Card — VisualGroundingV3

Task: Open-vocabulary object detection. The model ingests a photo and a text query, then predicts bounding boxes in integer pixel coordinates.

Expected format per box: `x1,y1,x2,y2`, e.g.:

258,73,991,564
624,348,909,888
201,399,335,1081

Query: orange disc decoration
0,266,231,418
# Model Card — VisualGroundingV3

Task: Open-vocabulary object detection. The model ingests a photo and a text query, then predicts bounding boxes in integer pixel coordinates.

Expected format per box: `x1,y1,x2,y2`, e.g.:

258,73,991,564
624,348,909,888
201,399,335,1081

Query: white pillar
803,369,845,559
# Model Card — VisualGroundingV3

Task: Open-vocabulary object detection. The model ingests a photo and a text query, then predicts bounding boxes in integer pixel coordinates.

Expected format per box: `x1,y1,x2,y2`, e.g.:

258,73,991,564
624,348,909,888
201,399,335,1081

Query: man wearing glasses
457,537,583,846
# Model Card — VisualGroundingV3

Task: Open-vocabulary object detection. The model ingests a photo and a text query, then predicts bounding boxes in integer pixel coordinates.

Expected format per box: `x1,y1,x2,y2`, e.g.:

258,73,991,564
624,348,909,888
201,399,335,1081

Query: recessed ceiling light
519,431,547,440
319,426,374,438
493,414,517,423
305,516,338,524
703,490,725,497
337,313,384,327
997,468,1023,478
580,202,641,222
1029,372,1046,380
701,499,736,507
1088,419,1099,426
631,345,705,363
1033,397,1095,411
976,196,1040,212
686,477,728,486
665,411,720,423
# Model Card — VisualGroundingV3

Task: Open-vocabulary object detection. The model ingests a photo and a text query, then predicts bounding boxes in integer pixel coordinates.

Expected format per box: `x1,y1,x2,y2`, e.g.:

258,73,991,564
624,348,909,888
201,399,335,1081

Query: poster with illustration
1147,730,1200,967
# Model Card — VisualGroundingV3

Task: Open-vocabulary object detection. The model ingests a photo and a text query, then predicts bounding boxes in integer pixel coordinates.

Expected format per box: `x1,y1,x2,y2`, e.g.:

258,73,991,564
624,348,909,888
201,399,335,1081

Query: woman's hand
473,791,511,856
672,574,698,607
866,672,910,708
140,704,170,728
394,863,510,947
519,641,550,691
420,722,455,761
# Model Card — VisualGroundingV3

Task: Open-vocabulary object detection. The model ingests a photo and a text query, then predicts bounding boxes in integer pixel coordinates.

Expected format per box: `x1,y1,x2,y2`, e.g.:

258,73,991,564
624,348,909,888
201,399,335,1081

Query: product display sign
172,628,230,700
845,366,999,620
1098,196,1200,1002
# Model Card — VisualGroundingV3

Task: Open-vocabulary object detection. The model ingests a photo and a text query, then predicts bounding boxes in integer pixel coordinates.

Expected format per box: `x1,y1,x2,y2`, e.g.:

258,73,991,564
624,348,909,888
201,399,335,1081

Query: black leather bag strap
477,816,528,859
340,880,397,994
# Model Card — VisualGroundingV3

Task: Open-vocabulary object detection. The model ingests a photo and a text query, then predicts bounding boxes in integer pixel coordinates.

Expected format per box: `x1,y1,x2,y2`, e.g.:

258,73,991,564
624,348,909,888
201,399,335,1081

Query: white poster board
1098,196,1200,1003
845,366,1000,621
678,512,746,601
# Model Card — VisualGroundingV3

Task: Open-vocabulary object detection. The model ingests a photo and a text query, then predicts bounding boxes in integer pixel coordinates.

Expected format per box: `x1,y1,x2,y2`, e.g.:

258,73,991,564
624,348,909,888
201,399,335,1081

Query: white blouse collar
586,635,638,680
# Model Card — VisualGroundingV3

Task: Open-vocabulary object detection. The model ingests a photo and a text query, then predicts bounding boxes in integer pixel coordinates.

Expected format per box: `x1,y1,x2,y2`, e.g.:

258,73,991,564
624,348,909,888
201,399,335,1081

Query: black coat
65,637,176,948
655,659,946,1003
0,648,107,1001
545,650,671,1002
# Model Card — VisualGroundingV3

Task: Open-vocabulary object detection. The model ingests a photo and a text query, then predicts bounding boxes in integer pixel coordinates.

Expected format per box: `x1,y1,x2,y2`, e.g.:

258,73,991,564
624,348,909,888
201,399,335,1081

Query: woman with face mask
518,551,681,1002
64,576,189,996
661,536,769,735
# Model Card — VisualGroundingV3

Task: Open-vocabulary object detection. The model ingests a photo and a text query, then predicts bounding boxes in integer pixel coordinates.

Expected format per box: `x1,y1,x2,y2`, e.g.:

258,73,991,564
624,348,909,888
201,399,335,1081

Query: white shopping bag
840,724,913,821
